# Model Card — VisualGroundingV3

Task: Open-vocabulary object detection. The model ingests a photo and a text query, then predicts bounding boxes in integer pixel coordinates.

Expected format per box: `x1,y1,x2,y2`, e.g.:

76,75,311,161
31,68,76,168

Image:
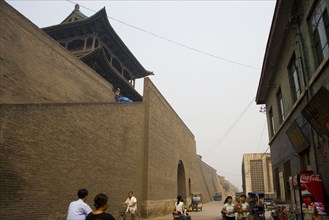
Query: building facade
241,153,274,196
0,2,231,219
256,0,329,213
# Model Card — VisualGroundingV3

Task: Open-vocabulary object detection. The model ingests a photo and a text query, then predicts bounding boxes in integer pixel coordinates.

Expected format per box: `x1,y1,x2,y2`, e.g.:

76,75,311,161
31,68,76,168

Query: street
146,201,272,220
147,201,224,220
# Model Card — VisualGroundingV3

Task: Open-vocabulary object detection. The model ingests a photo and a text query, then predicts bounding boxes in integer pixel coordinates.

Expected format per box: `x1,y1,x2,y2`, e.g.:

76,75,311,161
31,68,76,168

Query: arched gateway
177,160,187,199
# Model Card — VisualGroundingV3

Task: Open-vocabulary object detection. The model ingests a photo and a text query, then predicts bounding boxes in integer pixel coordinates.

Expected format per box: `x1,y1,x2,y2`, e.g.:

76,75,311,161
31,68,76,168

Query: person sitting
114,88,121,102
191,195,200,211
174,195,187,220
192,195,200,204
122,191,137,220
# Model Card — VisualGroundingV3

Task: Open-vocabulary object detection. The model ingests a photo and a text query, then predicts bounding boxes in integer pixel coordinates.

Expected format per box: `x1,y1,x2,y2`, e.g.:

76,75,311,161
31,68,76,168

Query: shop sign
302,87,329,138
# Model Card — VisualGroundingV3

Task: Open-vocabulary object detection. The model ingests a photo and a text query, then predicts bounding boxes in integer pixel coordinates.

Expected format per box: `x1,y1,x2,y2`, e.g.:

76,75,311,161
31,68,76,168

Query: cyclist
122,191,137,220
174,195,187,220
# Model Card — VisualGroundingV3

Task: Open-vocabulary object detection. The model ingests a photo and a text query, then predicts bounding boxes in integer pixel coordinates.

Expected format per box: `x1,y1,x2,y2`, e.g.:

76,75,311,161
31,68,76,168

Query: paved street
146,201,272,220
147,201,224,220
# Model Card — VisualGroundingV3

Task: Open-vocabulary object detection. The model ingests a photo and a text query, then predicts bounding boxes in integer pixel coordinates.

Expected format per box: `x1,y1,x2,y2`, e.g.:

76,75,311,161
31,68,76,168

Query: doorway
177,160,186,199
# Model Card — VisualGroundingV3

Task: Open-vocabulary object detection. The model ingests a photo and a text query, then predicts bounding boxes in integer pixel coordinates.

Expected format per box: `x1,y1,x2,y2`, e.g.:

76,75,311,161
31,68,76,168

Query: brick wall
0,2,231,219
141,78,210,217
0,80,226,219
0,1,115,104
0,103,144,220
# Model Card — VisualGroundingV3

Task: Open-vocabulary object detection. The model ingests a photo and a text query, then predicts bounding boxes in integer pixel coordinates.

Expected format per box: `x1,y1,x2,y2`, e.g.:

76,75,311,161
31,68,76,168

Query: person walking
222,196,235,220
66,188,92,220
86,193,115,220
237,195,249,220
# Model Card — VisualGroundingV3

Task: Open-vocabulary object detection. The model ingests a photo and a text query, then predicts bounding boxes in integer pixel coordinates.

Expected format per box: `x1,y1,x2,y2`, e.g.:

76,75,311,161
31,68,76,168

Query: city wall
0,2,230,219
0,102,145,220
0,0,115,104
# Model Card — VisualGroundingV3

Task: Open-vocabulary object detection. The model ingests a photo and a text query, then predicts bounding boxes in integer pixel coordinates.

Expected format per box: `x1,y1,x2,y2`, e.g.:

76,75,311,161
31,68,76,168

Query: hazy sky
6,0,276,190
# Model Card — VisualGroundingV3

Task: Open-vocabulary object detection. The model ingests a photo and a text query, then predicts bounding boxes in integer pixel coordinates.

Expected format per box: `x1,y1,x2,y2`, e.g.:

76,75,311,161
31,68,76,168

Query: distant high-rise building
241,153,274,196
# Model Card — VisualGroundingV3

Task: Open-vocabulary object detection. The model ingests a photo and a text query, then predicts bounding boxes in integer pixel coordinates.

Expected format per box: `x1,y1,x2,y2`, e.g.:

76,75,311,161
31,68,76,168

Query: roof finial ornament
75,4,80,11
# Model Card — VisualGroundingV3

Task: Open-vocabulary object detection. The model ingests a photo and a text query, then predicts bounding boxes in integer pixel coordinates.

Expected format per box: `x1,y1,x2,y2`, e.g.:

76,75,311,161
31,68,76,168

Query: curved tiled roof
80,47,143,101
61,4,88,24
42,7,153,79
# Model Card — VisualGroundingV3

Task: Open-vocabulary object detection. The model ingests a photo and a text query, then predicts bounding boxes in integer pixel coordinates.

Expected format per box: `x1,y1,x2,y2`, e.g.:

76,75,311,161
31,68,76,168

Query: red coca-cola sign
300,174,325,208
300,174,322,183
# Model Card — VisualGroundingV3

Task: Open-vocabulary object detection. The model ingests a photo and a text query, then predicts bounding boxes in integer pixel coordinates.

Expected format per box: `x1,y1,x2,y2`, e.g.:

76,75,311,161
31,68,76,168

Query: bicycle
118,210,141,220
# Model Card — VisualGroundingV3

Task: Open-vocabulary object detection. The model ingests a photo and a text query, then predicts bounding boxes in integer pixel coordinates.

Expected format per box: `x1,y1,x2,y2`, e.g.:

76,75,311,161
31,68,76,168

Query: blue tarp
118,97,132,103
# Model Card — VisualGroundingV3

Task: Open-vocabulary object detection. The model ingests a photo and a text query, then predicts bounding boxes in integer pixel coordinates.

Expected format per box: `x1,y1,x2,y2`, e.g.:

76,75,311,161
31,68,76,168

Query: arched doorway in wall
177,160,186,199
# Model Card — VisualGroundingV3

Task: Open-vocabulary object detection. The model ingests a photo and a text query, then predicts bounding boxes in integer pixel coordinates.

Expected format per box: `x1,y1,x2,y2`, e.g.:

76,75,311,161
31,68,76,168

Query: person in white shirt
222,196,235,220
238,195,250,220
66,188,92,220
175,195,187,220
122,191,137,219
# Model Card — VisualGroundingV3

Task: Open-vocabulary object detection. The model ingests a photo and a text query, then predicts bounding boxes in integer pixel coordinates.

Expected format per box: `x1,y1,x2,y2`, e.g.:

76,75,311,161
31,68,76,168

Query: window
67,39,84,52
310,0,329,64
299,149,311,172
283,160,292,201
288,55,302,102
269,107,275,137
250,160,264,192
274,167,280,200
123,69,131,81
85,37,93,50
95,39,99,48
276,87,285,123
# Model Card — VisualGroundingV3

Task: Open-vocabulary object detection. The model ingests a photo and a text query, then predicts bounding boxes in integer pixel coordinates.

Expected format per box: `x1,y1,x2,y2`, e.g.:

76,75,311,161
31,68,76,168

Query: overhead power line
66,0,261,70
63,1,269,179
205,97,254,156
256,120,267,152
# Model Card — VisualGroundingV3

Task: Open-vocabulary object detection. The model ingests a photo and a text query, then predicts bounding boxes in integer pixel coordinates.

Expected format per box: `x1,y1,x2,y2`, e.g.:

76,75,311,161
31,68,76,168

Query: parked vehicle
213,192,222,201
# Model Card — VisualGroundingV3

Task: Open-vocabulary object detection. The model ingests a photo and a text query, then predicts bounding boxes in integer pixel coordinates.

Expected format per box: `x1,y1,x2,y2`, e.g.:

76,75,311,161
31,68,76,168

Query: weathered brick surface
141,79,210,218
0,82,220,219
0,103,145,220
0,2,232,219
0,1,115,104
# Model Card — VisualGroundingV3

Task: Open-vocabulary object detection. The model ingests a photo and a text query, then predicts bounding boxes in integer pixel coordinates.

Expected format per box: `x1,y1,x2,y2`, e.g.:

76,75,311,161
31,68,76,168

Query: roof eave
80,47,143,101
43,7,151,79
256,0,295,105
